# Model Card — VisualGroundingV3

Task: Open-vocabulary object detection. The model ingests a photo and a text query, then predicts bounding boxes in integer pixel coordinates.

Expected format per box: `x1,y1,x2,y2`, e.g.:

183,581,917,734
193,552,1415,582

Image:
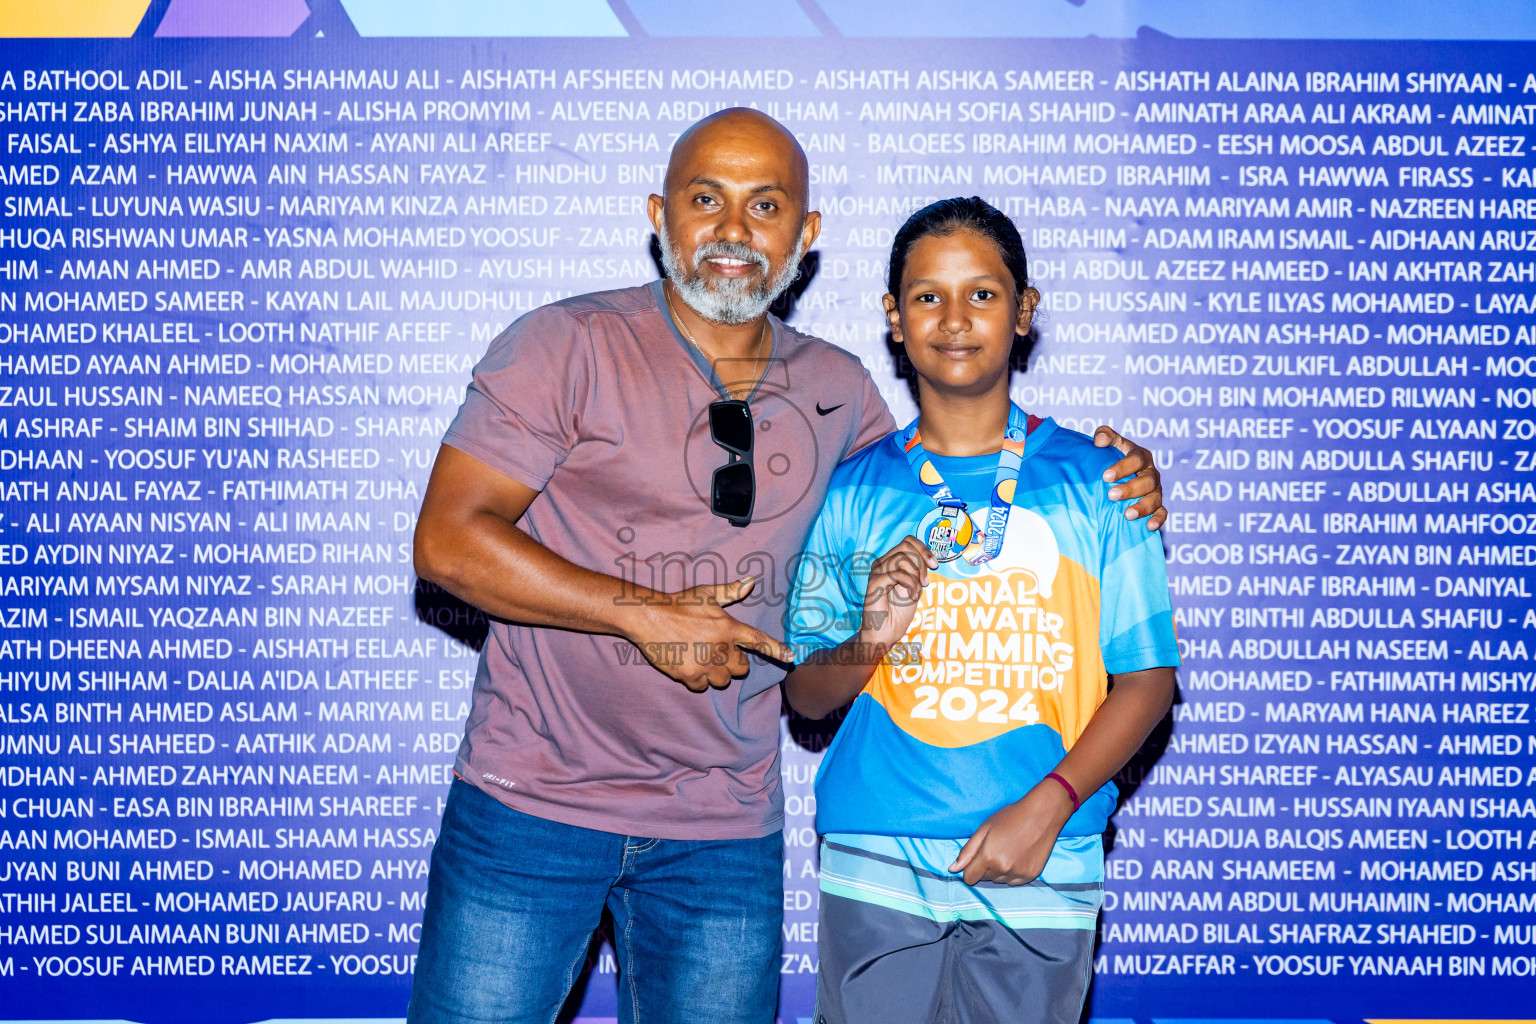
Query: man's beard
658,221,803,325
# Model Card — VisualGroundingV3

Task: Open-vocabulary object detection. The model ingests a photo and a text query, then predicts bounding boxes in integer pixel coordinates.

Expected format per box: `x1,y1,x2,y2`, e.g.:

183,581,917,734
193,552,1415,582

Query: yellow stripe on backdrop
0,0,152,36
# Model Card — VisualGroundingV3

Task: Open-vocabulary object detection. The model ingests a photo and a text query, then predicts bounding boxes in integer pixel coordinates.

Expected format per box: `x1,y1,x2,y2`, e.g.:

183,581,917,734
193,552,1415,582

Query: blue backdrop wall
1,3,1534,1022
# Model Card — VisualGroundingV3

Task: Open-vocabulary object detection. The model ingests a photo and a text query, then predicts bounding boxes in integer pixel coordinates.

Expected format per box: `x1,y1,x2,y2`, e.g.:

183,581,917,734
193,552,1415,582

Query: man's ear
1016,287,1041,336
646,193,664,235
882,293,903,343
799,209,822,254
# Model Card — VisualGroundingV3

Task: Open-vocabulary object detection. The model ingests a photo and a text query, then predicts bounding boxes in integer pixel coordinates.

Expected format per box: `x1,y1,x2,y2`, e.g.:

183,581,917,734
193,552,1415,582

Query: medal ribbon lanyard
900,402,1033,564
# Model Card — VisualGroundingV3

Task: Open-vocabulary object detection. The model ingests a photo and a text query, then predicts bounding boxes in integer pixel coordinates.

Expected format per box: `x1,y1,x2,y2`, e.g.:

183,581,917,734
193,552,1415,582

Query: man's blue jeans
407,780,783,1024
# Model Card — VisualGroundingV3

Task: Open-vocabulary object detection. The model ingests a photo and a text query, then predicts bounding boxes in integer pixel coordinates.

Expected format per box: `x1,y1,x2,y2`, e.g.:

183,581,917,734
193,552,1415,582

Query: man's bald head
664,107,810,215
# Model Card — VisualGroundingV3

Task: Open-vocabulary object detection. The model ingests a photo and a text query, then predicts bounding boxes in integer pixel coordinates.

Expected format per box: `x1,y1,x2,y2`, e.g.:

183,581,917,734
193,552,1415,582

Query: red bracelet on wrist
1045,772,1079,811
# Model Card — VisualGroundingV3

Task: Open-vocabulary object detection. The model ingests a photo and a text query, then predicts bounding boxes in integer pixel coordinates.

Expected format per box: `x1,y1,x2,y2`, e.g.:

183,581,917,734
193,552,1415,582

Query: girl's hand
858,535,936,650
949,778,1076,886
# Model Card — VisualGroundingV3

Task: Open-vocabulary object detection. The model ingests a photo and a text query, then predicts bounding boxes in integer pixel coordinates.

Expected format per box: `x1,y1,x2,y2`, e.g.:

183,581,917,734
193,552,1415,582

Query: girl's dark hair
885,196,1029,298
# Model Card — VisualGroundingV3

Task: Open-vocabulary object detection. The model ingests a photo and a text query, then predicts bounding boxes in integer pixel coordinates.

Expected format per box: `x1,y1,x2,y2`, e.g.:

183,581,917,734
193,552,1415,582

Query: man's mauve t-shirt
441,283,895,840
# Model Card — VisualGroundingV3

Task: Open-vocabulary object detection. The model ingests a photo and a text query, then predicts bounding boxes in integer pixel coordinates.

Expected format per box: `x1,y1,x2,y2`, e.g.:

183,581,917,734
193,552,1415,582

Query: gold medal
919,503,975,563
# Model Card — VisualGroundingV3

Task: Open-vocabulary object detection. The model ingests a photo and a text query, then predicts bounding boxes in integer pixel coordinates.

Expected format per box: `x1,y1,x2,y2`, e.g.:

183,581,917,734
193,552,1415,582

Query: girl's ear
1016,287,1041,336
882,293,903,343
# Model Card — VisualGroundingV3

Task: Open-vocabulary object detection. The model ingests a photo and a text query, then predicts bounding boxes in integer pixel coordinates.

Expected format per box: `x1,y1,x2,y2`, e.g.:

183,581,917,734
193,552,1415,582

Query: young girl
785,197,1179,1024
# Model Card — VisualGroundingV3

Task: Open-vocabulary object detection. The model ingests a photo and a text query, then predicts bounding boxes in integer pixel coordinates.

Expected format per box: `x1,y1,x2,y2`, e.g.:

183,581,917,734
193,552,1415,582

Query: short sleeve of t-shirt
785,481,867,657
441,305,594,490
848,365,897,457
1096,480,1180,675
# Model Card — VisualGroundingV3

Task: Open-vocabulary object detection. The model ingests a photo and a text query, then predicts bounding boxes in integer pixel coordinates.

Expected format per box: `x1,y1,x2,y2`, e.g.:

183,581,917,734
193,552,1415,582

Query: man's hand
949,778,1075,886
628,576,796,693
859,536,936,650
1093,426,1166,531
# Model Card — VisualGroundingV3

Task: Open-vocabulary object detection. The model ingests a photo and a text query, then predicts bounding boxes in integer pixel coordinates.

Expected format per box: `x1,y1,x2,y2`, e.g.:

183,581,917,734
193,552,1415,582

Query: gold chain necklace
663,284,770,398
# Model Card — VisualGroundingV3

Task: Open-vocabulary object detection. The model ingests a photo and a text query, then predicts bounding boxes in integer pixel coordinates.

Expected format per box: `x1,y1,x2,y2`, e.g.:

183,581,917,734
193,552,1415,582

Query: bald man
406,109,1165,1024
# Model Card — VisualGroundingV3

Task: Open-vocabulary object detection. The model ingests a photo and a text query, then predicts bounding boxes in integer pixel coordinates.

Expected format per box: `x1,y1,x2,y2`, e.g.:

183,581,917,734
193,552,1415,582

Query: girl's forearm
1049,667,1175,802
783,637,889,719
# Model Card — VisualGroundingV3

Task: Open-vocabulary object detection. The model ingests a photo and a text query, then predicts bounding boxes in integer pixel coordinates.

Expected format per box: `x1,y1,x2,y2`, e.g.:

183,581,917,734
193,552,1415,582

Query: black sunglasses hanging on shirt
709,399,754,527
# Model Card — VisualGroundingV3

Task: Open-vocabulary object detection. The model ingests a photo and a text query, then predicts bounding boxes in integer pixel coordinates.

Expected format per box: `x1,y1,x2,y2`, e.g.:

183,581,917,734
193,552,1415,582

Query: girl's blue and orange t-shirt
785,417,1181,841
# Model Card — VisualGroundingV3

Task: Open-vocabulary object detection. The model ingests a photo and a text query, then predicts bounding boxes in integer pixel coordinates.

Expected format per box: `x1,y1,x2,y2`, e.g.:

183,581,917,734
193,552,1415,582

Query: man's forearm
416,509,646,638
412,446,794,690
